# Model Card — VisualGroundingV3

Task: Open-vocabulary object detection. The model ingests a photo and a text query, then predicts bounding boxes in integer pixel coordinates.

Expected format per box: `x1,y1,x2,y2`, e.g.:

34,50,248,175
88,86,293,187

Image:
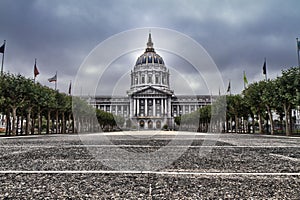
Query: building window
155,76,159,84
162,77,166,84
148,75,152,84
135,77,138,84
142,56,146,64
148,55,152,63
141,76,145,84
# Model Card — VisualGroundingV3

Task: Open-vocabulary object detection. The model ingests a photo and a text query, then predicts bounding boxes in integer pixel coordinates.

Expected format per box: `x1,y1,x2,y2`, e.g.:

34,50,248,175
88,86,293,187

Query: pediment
134,86,173,96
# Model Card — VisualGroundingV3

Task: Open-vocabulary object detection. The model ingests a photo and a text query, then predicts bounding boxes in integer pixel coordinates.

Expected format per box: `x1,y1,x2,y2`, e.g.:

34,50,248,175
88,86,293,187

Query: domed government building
89,33,214,129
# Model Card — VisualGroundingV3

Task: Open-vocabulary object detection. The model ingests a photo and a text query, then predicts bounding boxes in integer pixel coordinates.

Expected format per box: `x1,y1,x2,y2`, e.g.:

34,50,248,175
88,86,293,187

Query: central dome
128,33,172,94
135,33,164,66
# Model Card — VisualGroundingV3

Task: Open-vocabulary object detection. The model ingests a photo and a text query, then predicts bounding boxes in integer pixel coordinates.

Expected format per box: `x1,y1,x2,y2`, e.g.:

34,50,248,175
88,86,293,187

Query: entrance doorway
156,121,161,129
139,120,144,129
148,120,153,129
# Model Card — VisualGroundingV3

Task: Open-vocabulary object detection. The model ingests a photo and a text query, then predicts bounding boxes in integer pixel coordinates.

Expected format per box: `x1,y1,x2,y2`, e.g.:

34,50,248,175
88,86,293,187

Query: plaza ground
0,131,299,199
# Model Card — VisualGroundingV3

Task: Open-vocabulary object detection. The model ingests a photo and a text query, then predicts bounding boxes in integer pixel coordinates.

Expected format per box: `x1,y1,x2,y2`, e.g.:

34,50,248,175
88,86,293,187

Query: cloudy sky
0,0,299,95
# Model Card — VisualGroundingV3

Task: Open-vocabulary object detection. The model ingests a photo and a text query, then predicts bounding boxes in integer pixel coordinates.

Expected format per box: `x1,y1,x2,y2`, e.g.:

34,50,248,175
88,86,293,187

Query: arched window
148,55,152,63
142,56,146,64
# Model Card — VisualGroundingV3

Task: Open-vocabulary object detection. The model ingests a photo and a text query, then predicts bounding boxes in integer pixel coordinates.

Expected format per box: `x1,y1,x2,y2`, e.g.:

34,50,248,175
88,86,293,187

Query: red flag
34,59,39,77
48,74,57,82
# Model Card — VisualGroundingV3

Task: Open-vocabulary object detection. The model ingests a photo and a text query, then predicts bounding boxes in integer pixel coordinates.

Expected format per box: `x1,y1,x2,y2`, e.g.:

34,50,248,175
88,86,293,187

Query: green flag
243,71,248,85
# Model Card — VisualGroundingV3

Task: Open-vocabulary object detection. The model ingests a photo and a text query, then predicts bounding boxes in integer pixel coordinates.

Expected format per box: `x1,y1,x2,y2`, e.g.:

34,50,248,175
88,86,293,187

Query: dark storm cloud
0,0,299,94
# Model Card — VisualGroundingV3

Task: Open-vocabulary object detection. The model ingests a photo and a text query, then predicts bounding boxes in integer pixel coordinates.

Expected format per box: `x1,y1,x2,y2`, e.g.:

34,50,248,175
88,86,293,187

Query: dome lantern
145,32,155,53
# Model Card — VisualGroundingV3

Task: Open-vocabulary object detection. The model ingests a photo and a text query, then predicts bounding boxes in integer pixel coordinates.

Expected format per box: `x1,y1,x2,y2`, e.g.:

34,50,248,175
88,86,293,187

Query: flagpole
297,38,300,68
1,40,6,75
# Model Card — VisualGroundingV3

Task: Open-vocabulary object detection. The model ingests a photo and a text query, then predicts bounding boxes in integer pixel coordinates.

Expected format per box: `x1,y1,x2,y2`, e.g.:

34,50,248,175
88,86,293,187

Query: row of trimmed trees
0,73,74,135
177,67,300,136
0,73,126,136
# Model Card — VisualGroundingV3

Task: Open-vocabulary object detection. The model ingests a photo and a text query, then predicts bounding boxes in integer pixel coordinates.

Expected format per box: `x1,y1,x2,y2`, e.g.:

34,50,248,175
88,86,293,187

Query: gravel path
0,132,299,199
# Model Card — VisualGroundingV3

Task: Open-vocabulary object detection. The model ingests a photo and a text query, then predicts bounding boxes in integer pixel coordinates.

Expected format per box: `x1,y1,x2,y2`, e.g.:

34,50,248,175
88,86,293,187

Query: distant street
0,132,299,199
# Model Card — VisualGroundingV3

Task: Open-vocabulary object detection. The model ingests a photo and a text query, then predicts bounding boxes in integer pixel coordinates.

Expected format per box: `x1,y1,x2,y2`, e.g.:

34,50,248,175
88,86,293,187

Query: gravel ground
0,132,299,199
0,174,299,199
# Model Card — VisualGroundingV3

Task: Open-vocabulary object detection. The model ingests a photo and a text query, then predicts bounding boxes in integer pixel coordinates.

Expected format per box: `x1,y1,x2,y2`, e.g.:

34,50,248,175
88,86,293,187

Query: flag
227,81,231,93
48,74,57,82
34,60,39,78
298,40,300,51
0,43,5,54
262,60,266,75
243,71,248,85
68,81,72,95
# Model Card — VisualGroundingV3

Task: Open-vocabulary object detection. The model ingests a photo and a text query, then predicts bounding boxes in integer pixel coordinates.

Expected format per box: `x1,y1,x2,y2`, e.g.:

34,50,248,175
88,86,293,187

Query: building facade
89,34,213,129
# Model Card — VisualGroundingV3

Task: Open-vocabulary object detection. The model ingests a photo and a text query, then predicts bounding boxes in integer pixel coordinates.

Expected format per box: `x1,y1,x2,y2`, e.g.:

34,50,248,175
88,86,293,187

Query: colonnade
130,97,171,118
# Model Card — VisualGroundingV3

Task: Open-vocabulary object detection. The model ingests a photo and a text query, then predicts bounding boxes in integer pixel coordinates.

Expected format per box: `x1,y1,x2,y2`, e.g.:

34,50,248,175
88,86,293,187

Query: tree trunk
38,110,42,134
71,114,75,133
56,110,59,134
11,107,17,136
46,110,51,134
26,107,32,135
235,114,239,133
5,112,10,136
20,115,24,135
258,113,264,134
16,116,20,135
251,113,255,134
266,106,275,135
62,112,66,134
283,104,291,136
31,117,35,134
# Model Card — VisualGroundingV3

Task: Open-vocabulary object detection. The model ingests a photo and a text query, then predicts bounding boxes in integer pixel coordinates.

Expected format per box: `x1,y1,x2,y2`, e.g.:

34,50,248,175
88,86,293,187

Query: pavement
0,131,299,199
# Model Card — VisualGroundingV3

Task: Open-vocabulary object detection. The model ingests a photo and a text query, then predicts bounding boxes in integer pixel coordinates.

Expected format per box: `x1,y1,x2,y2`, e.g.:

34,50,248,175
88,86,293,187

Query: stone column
130,98,133,118
153,98,156,117
137,99,140,117
164,99,168,115
127,104,129,117
145,98,148,116
161,99,164,116
133,98,136,116
167,97,171,117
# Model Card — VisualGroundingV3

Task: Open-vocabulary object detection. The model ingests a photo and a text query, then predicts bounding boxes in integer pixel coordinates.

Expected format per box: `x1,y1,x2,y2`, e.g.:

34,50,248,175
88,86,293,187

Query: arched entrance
156,121,161,129
148,120,153,129
139,120,144,129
